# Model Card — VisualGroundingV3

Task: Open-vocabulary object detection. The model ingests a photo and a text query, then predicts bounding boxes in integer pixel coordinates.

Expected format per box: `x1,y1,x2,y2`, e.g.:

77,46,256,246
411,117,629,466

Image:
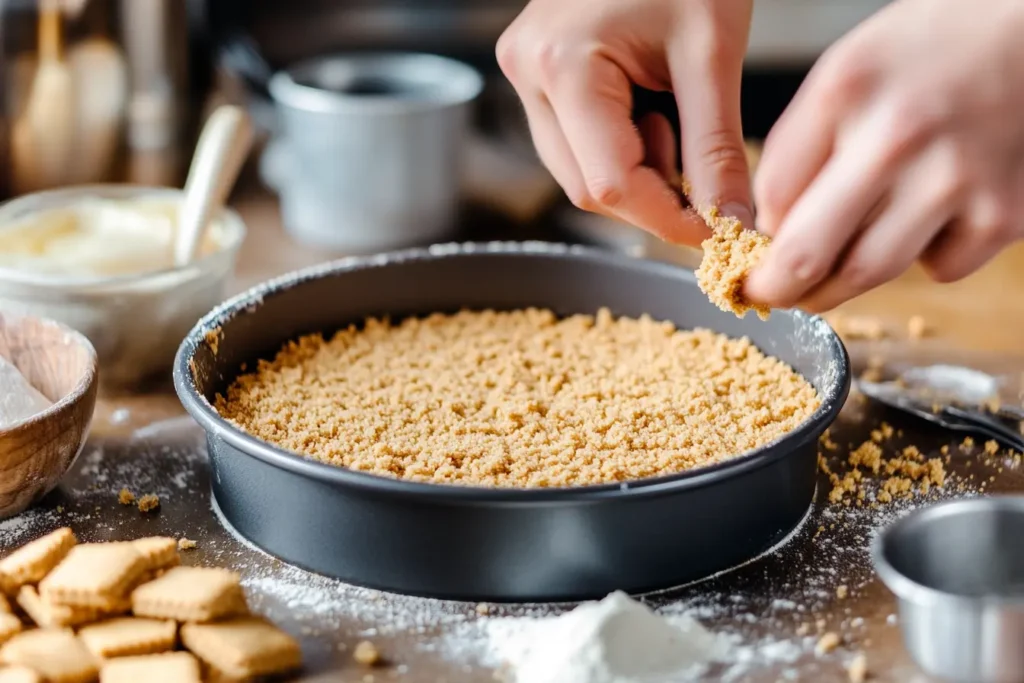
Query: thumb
669,36,754,230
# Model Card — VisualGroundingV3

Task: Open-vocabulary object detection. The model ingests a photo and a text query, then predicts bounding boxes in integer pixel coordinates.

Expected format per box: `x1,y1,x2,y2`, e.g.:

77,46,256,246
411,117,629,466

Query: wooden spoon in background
11,0,75,194
174,105,254,267
67,37,128,184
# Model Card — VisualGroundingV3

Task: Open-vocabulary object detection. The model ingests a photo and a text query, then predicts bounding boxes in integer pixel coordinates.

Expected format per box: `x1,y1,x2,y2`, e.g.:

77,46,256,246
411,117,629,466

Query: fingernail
720,202,755,231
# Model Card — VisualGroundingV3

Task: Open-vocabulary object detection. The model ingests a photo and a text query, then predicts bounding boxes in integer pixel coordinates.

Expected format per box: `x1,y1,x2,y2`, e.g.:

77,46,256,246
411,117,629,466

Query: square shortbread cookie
0,666,41,683
0,629,98,683
17,586,126,629
40,544,147,609
99,652,201,683
78,617,177,659
0,528,76,595
131,567,246,622
130,538,180,572
180,617,301,679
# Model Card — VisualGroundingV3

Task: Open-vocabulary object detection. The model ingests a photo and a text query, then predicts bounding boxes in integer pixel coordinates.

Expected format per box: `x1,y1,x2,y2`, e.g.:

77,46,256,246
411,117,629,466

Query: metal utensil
858,376,1024,452
873,497,1024,683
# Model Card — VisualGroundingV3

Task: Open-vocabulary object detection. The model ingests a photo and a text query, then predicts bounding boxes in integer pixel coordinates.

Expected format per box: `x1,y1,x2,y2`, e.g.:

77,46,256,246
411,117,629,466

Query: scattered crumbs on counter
137,495,160,513
177,538,197,551
825,313,886,341
907,315,928,340
475,603,491,616
815,632,841,656
847,652,869,682
353,640,382,667
117,489,135,506
836,585,848,600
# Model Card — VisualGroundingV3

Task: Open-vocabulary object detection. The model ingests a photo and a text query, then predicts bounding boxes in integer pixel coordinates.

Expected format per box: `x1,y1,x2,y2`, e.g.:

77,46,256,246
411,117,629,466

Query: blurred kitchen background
0,0,891,264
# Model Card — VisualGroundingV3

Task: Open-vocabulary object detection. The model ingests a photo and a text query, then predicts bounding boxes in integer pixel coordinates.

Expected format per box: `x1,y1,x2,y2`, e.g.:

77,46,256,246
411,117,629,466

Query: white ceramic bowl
0,185,246,390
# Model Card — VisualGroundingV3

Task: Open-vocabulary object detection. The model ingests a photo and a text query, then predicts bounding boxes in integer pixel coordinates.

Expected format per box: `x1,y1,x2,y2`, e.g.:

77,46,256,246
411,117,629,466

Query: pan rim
173,241,850,502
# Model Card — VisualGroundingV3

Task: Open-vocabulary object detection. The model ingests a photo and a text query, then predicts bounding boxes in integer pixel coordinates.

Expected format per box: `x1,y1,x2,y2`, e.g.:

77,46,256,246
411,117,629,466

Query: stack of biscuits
0,528,301,682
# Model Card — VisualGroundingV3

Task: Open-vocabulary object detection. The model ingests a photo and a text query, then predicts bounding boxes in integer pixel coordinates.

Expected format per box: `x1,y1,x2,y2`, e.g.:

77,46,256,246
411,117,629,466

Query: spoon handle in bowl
175,105,254,267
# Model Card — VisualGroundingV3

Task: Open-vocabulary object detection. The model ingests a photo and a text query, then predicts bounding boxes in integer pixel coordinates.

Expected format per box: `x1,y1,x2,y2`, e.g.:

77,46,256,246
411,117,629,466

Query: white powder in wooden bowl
0,355,51,430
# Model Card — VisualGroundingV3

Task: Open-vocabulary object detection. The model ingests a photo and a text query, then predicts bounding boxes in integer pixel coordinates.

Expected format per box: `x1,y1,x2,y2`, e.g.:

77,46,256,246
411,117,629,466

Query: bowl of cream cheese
0,185,246,389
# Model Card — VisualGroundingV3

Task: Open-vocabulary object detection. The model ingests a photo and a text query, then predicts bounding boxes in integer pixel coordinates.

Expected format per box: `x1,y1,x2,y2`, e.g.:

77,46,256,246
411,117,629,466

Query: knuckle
696,127,748,176
924,259,962,284
532,40,573,87
495,31,519,81
583,175,624,208
969,193,1014,243
780,250,831,285
817,44,876,108
839,256,886,292
878,95,940,160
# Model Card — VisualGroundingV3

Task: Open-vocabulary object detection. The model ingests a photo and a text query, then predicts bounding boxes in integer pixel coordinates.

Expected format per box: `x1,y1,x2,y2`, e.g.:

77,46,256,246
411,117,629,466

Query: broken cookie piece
694,206,771,321
0,528,76,596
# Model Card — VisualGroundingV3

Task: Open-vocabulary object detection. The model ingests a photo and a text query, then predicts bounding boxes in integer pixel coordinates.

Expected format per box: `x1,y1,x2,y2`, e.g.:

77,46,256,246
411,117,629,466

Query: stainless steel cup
265,53,483,253
873,497,1024,683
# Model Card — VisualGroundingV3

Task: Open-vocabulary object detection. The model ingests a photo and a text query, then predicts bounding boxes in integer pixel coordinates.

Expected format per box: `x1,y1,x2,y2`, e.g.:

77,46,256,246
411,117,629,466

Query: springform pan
174,242,850,601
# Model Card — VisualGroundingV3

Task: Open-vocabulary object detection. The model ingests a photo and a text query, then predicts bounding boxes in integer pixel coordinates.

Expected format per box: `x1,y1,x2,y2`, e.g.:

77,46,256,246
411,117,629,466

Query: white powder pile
494,591,727,683
0,354,52,429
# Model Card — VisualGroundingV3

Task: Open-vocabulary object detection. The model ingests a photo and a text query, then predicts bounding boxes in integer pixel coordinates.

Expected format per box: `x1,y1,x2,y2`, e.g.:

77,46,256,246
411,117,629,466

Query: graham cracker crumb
137,496,159,513
836,585,848,599
825,313,886,341
475,603,490,616
907,315,928,340
961,437,975,453
984,440,999,455
216,309,819,487
117,489,135,506
177,538,197,551
353,640,381,667
827,431,946,506
848,653,868,682
694,207,771,320
816,632,841,655
204,328,222,356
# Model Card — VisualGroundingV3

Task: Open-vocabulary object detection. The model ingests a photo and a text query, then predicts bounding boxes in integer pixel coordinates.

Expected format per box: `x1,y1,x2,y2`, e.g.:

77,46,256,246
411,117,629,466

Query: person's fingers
919,220,1006,284
920,189,1015,283
744,134,897,308
668,29,753,229
798,187,954,313
519,95,596,211
754,73,840,237
638,112,677,181
548,56,708,244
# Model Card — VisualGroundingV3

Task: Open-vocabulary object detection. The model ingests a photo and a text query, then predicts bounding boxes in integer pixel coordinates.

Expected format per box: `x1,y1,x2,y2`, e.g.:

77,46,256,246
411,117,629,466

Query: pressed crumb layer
215,308,821,488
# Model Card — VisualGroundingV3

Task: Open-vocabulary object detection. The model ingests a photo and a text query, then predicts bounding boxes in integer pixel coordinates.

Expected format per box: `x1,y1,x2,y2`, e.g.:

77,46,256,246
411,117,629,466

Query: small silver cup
873,497,1024,683
266,53,483,253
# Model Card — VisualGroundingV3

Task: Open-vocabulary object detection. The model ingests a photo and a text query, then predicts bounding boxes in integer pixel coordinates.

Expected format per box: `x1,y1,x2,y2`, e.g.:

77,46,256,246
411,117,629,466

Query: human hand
496,0,754,245
746,0,1024,312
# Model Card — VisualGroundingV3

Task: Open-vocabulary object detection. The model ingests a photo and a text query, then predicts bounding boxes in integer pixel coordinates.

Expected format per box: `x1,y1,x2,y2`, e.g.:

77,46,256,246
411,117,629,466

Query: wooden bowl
0,312,98,518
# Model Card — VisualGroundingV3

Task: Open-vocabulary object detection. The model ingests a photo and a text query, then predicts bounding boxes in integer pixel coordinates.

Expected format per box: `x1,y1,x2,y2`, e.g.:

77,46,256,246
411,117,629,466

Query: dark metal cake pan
173,242,849,601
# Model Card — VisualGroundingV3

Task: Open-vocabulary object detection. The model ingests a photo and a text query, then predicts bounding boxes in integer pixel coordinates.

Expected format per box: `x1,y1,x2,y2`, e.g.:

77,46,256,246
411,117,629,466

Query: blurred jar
0,0,200,198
